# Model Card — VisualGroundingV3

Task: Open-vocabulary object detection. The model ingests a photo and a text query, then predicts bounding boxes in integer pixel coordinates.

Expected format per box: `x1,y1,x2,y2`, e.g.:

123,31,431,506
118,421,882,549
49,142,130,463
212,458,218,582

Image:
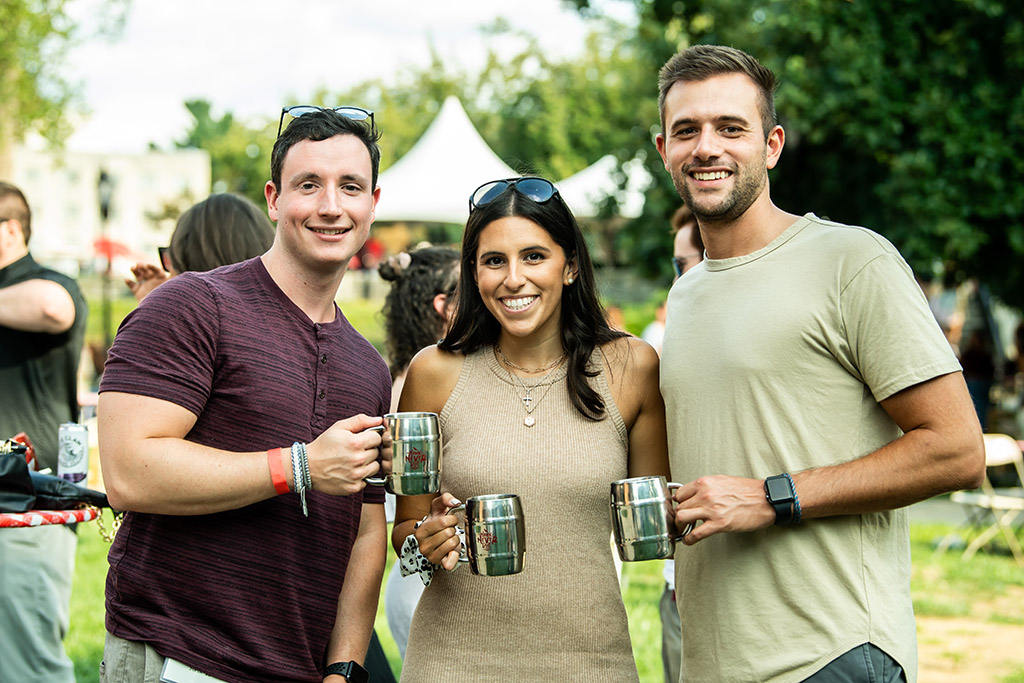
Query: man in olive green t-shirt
654,45,985,683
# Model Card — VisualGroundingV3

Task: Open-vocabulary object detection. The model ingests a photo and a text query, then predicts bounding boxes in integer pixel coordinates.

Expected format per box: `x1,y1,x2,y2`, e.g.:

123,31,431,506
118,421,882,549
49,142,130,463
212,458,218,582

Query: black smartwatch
325,661,369,683
764,474,796,525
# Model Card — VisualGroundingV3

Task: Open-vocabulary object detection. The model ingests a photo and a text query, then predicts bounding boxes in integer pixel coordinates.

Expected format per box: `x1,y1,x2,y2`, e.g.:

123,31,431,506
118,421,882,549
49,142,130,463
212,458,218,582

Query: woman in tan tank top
391,176,670,681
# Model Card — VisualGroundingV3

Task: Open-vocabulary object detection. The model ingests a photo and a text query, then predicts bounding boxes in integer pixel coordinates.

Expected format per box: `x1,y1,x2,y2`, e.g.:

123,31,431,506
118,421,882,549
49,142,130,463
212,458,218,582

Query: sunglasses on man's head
468,177,561,213
277,105,375,138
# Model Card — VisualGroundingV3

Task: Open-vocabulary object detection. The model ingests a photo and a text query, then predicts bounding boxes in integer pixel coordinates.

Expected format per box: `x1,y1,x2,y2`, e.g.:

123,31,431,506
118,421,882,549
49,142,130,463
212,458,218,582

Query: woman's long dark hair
440,184,626,420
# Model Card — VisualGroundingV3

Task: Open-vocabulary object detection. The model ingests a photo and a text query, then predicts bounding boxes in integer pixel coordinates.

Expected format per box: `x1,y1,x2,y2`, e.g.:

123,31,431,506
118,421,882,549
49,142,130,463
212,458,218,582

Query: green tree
571,0,1024,308
470,20,649,182
326,21,652,261
0,0,129,175
175,99,270,205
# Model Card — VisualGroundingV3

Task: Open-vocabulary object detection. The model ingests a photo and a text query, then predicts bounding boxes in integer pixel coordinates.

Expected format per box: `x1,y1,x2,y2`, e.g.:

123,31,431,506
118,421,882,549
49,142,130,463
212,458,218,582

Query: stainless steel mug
365,412,441,495
610,475,693,562
451,494,526,576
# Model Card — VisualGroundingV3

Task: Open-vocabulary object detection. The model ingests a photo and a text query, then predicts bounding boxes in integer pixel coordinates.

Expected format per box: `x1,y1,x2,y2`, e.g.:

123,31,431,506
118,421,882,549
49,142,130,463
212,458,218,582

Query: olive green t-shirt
661,214,960,683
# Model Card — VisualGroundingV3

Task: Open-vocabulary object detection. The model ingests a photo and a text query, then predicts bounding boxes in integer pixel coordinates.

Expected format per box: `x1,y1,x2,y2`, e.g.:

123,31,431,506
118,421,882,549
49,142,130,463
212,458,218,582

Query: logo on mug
405,447,428,471
477,529,497,551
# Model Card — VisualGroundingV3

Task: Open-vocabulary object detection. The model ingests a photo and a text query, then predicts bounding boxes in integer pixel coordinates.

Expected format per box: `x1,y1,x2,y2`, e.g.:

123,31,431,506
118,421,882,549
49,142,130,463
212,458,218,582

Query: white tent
374,96,651,224
375,96,519,224
556,154,652,219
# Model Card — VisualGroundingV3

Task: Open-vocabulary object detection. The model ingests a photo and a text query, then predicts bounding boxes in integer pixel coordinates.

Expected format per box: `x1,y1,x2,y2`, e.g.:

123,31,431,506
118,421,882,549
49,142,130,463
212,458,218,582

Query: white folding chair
937,433,1024,566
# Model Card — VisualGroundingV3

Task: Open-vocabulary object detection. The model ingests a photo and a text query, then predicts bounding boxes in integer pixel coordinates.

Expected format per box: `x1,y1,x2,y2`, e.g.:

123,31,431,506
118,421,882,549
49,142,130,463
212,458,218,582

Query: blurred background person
642,299,668,353
125,193,274,303
379,245,460,409
644,204,703,356
960,328,997,431
0,181,87,683
671,203,703,280
661,202,703,683
376,244,459,664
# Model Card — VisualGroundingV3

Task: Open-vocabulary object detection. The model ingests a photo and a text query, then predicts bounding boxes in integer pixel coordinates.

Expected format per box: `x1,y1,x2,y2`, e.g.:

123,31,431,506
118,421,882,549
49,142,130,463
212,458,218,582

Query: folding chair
936,433,1024,566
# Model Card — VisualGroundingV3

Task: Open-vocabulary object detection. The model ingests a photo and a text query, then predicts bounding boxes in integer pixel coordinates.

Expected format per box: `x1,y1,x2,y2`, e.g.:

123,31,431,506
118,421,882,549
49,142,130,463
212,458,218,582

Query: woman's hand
126,262,170,303
415,492,463,570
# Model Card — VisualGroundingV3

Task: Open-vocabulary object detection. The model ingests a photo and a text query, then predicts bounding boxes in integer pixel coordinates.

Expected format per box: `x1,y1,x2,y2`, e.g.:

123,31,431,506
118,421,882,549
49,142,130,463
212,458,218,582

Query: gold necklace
494,345,567,374
504,356,565,428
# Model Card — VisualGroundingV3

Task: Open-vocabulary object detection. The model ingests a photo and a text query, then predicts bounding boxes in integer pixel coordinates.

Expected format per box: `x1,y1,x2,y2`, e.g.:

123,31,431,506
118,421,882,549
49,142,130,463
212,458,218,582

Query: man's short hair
0,181,32,244
271,110,382,193
658,44,779,141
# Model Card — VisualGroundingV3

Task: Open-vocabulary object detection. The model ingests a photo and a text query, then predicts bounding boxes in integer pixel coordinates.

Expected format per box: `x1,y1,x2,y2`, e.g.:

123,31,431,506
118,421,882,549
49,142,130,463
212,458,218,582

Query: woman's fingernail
449,498,461,506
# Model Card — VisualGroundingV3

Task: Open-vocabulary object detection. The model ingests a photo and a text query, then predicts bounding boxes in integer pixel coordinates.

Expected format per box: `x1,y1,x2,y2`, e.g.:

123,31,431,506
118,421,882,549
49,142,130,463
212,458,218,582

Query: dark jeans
364,629,397,683
802,643,906,683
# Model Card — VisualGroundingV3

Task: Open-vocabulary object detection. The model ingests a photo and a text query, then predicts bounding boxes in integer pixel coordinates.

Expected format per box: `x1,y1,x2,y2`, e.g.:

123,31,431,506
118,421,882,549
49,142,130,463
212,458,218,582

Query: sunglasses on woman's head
277,105,375,138
468,177,560,213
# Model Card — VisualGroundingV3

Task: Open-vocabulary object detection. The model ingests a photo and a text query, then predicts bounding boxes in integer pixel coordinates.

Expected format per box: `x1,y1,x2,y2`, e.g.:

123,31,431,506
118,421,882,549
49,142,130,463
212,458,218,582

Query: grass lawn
66,514,1024,682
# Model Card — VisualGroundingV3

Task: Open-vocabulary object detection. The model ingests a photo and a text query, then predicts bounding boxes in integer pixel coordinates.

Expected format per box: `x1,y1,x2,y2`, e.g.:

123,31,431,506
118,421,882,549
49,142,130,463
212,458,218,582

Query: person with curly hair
379,245,460,406
376,244,459,661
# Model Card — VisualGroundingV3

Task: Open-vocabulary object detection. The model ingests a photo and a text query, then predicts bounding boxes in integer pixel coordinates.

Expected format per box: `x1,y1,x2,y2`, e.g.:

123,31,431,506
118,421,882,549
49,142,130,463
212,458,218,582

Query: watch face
766,476,794,502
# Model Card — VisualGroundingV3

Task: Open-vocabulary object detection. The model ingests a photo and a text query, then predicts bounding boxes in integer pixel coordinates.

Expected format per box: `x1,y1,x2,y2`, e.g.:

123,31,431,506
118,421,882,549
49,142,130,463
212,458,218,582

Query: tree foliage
0,0,128,151
170,3,1024,308
323,22,649,184
176,100,272,205
324,22,654,260
570,0,1024,308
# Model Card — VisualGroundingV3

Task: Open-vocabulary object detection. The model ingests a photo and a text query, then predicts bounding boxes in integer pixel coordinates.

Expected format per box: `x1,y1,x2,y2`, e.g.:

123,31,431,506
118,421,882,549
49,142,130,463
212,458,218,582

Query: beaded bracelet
299,442,312,494
291,442,308,517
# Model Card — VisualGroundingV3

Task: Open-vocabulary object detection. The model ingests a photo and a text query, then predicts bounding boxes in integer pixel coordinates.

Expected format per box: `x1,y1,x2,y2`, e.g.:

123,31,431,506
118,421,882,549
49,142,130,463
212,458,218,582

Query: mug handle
363,424,388,486
667,482,695,539
446,503,470,565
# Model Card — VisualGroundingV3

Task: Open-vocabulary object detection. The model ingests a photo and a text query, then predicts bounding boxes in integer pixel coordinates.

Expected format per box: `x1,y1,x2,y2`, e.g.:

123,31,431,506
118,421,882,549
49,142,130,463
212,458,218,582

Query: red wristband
267,448,290,495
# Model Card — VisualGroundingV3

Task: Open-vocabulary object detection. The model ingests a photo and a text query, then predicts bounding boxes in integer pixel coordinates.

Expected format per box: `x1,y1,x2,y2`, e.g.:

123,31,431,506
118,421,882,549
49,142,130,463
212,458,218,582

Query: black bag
0,450,109,513
0,450,36,512
30,470,109,510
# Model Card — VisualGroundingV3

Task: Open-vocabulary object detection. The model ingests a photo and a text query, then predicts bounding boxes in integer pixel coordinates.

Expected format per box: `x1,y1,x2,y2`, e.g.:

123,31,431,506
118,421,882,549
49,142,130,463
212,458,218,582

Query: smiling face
265,134,380,275
474,215,576,344
656,72,783,225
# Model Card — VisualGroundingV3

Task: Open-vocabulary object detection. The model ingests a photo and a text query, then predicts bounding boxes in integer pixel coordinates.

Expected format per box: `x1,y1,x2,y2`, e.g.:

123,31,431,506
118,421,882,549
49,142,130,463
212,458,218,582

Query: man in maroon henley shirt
98,108,390,683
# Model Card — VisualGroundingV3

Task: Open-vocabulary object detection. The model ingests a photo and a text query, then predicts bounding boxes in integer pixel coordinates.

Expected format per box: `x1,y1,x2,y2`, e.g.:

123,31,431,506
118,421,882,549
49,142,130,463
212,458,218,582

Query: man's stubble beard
672,152,768,225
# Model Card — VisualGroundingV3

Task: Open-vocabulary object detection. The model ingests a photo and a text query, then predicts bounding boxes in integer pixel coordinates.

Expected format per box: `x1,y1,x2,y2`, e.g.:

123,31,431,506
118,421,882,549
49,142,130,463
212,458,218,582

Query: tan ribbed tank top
400,347,638,682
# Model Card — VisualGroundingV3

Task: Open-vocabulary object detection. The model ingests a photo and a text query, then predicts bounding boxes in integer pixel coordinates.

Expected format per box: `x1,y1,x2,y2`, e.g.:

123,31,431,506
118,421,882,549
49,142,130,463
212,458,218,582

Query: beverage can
58,422,89,483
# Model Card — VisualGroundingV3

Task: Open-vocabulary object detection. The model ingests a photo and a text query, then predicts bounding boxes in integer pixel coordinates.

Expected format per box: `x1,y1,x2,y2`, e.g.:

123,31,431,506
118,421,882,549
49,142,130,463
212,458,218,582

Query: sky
61,0,628,154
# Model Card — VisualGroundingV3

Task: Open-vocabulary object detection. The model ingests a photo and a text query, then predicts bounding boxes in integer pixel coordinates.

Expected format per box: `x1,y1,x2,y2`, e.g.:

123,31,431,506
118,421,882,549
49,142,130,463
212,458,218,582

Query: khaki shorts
99,631,165,683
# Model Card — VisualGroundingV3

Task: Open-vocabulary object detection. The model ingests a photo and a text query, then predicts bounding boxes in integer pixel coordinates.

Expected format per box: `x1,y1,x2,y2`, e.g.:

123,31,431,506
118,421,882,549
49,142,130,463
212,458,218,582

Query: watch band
764,474,796,525
324,661,369,683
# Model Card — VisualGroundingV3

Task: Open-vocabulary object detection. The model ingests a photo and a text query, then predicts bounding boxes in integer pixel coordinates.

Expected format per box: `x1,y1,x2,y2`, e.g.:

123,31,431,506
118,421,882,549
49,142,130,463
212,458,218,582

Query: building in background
9,145,211,278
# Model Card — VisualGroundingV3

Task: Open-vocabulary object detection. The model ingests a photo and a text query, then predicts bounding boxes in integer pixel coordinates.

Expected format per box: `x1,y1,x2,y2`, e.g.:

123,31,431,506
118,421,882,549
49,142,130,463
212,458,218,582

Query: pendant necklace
495,346,567,428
